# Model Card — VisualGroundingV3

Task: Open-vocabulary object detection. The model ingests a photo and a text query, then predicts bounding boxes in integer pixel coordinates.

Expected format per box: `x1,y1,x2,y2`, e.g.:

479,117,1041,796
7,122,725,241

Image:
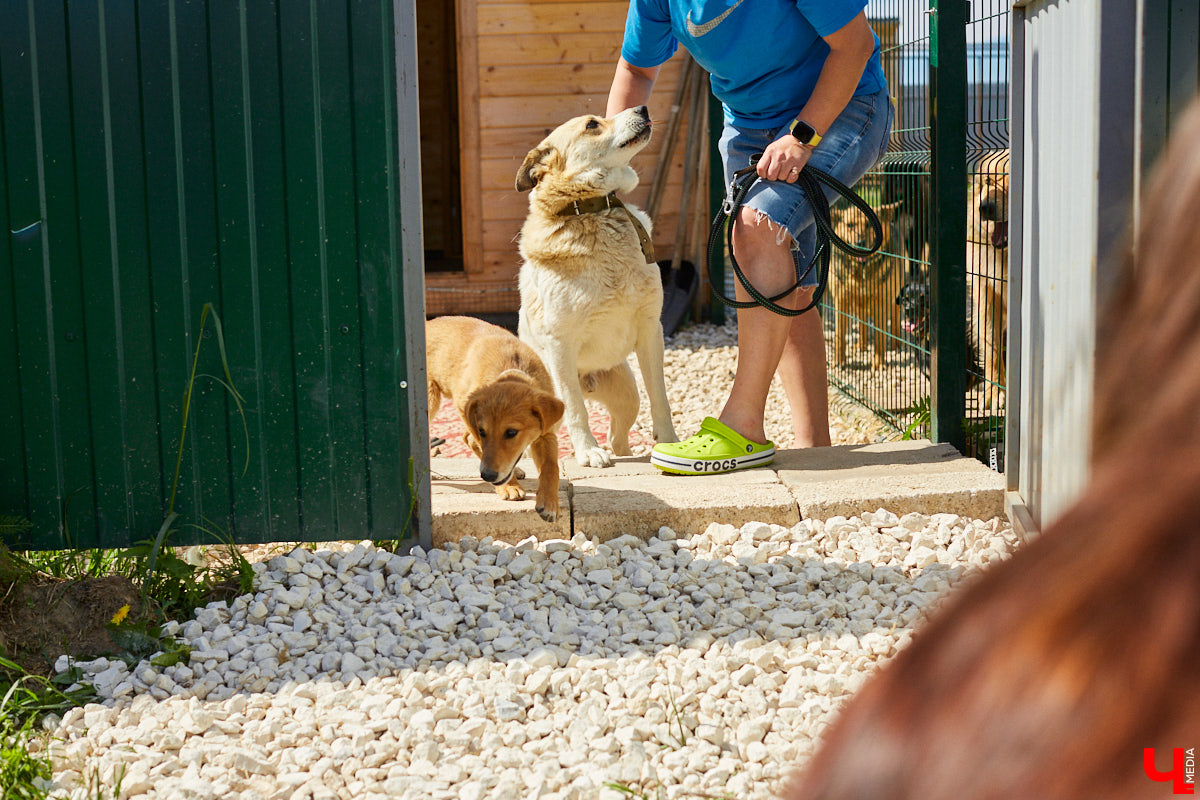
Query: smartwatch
789,118,822,147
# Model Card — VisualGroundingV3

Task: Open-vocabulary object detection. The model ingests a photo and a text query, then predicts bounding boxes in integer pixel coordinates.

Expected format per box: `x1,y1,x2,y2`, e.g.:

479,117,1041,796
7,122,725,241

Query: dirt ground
0,567,142,676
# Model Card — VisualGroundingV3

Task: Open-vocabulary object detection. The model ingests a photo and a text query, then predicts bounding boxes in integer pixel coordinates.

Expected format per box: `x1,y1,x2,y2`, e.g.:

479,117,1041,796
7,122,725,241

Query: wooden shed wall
424,0,695,315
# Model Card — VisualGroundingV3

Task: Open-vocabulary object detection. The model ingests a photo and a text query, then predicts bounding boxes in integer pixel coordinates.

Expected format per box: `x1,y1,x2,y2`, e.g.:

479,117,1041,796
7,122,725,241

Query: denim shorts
717,87,894,287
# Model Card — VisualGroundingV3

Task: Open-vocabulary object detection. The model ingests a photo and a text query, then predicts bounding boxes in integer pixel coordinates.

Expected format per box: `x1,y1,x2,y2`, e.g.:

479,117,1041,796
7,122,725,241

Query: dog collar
558,192,656,264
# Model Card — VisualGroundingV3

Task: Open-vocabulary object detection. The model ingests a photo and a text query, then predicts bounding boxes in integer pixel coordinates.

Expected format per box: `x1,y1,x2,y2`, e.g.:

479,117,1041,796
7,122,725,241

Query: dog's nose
634,105,649,120
978,200,997,221
480,466,499,483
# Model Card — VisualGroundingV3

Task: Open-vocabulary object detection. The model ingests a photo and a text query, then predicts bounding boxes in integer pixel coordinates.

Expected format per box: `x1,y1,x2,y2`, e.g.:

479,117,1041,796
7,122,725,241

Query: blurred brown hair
784,98,1200,800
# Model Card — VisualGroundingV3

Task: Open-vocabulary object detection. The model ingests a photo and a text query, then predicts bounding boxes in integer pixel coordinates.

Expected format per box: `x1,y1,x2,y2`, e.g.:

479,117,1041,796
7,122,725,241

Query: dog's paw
496,483,526,501
577,446,614,468
535,502,559,523
654,428,679,444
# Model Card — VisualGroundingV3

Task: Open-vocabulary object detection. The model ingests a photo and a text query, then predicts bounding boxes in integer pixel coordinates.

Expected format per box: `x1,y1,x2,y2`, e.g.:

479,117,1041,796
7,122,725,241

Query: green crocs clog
651,416,775,475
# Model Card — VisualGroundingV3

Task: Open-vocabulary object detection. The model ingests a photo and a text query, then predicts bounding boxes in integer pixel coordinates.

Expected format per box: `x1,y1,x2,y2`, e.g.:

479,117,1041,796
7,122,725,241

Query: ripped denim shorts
717,87,893,287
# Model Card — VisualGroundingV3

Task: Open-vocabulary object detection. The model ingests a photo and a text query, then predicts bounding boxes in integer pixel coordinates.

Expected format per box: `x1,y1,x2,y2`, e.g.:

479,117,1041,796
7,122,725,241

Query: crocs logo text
693,459,738,472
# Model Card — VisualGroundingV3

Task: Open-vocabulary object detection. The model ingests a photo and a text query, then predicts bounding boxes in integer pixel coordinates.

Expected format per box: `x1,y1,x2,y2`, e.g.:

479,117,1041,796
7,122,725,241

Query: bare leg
777,310,832,447
718,206,829,447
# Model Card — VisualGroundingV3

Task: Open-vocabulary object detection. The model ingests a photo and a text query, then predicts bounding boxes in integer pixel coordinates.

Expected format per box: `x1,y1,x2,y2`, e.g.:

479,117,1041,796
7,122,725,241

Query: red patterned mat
429,398,654,458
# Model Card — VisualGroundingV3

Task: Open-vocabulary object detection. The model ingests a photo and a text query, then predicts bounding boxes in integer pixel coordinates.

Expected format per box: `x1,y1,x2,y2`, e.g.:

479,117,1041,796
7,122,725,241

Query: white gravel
43,510,1019,800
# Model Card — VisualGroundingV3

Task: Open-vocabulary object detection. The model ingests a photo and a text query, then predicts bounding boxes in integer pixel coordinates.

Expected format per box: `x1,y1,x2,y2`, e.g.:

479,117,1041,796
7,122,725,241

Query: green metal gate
1,0,429,550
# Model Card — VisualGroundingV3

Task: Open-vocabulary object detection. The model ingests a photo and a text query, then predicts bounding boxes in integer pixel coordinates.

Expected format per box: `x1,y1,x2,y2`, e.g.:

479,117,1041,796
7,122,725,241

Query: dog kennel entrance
417,0,465,273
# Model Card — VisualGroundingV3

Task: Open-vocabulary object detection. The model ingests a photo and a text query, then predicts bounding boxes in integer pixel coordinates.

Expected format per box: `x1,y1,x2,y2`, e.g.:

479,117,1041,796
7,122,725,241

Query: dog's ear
878,201,903,221
516,145,553,192
462,391,483,439
531,392,565,437
496,368,533,386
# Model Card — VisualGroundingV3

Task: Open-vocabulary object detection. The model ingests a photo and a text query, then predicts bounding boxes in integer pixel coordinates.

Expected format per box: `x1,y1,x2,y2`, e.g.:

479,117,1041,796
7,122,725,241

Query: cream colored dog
515,106,677,467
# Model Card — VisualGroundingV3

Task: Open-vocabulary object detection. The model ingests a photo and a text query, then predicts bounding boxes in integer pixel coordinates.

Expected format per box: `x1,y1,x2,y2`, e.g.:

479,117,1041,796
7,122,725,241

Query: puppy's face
975,173,1009,248
463,371,564,486
832,201,903,277
896,278,928,341
515,106,652,197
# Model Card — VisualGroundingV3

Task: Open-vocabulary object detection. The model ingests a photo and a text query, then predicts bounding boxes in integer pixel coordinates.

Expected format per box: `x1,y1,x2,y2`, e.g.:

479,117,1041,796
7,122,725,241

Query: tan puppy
968,162,1009,412
515,106,678,467
830,201,907,369
425,316,565,522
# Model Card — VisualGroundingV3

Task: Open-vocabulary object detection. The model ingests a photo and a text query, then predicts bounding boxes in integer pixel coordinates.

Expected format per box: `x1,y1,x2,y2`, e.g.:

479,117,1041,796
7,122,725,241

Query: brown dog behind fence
783,100,1200,800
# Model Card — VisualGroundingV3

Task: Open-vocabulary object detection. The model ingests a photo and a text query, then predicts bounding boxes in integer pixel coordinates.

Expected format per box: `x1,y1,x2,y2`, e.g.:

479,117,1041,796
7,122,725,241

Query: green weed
604,779,736,800
664,686,689,749
0,655,97,800
604,782,666,800
900,395,932,440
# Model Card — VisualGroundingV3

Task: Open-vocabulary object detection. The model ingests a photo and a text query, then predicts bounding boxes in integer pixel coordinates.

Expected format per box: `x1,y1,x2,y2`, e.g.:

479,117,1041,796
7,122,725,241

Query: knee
732,207,793,267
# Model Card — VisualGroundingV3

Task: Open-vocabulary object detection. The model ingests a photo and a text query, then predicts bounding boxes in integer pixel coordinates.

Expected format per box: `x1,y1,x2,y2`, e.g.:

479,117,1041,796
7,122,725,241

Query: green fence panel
809,1,1009,468
1,0,421,550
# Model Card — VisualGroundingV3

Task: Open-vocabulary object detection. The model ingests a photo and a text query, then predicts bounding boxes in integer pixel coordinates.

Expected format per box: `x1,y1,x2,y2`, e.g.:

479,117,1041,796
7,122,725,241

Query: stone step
430,439,1005,546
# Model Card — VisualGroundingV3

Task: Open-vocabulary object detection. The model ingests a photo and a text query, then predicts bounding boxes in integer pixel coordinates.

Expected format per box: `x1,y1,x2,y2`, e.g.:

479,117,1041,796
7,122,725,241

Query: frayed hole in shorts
751,209,797,249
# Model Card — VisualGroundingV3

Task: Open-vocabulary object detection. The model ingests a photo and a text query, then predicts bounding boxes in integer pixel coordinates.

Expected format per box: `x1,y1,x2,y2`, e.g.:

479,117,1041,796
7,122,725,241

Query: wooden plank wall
425,0,694,315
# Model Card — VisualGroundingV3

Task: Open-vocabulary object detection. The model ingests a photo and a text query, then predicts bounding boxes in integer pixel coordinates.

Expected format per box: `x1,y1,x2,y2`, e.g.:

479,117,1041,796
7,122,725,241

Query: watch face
791,119,815,144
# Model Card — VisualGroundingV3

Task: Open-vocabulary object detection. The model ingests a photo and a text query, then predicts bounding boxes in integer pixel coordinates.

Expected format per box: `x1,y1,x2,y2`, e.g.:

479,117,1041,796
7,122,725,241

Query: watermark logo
1144,748,1196,795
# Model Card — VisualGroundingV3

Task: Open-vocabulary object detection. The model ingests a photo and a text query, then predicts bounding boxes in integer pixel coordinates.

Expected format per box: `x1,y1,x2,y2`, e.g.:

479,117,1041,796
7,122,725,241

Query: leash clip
723,175,743,215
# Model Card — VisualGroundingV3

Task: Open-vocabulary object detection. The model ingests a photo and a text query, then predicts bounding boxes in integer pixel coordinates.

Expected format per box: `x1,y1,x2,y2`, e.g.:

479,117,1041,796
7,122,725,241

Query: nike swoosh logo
685,0,745,37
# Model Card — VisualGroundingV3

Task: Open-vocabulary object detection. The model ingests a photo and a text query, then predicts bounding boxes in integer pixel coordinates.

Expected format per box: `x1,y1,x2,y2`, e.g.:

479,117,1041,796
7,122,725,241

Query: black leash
708,152,884,316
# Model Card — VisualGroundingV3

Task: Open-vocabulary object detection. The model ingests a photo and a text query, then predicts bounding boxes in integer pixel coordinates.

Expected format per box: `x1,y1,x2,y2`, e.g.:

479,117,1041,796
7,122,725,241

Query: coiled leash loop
708,152,884,317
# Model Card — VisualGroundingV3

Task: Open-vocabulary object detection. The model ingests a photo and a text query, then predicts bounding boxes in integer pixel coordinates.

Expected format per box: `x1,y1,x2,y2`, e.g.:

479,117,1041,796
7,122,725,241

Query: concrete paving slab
571,468,800,542
429,457,569,545
560,455,660,481
772,439,966,474
430,440,1006,548
774,439,1005,520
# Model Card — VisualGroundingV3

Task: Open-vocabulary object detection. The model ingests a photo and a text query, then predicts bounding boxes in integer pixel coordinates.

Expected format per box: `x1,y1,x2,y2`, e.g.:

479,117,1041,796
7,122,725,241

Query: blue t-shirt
621,0,887,128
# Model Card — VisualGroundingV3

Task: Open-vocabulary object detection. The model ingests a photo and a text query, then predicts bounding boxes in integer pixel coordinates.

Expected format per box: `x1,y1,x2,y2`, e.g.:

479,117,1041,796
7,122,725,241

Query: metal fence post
707,76,726,326
930,0,969,450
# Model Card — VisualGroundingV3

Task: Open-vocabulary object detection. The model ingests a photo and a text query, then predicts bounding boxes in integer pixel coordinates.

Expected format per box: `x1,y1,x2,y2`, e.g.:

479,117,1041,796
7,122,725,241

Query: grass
600,691,738,800
603,782,737,800
0,654,97,800
0,532,251,799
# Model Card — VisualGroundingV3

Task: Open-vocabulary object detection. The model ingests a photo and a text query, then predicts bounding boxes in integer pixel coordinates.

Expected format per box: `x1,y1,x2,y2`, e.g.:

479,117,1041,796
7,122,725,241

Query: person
606,0,892,475
782,96,1200,800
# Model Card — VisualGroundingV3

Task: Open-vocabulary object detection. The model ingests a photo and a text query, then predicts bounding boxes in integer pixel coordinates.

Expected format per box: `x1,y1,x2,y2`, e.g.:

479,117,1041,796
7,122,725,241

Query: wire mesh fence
821,1,934,443
963,4,1010,469
820,0,1010,469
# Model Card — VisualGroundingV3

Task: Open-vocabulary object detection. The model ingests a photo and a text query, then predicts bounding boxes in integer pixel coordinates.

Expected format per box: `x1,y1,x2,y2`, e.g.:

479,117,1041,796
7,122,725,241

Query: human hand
757,135,812,183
